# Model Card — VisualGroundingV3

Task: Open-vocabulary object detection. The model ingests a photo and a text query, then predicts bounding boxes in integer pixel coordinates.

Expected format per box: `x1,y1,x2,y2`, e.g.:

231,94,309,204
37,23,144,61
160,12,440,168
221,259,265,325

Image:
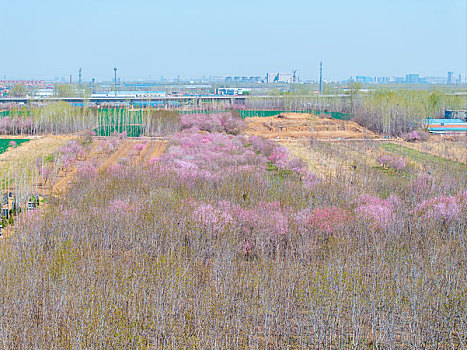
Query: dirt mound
245,113,378,141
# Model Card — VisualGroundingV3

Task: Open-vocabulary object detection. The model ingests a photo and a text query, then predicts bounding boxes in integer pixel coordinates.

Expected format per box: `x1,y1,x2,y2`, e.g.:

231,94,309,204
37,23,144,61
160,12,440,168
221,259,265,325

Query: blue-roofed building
445,110,467,122
425,118,467,134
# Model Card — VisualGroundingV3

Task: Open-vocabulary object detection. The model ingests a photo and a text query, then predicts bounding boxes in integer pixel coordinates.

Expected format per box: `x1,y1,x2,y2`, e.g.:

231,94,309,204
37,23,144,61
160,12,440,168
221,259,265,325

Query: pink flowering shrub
355,195,400,229
185,199,292,255
308,206,351,233
8,140,17,148
187,200,234,232
240,202,289,239
0,117,12,134
35,157,53,184
378,154,407,171
181,112,246,135
131,143,146,153
249,135,306,171
404,130,429,142
415,194,464,222
248,135,275,156
218,113,247,135
61,156,75,171
76,164,97,179
56,140,84,161
152,130,268,183
287,157,307,172
148,156,160,166
0,117,35,135
129,143,146,158
268,147,290,169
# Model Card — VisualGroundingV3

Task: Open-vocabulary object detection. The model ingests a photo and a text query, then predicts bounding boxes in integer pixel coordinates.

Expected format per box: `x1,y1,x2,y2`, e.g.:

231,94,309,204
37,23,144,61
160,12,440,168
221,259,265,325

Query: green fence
238,110,353,120
314,111,353,120
179,110,228,115
0,110,31,118
239,110,287,118
95,108,144,137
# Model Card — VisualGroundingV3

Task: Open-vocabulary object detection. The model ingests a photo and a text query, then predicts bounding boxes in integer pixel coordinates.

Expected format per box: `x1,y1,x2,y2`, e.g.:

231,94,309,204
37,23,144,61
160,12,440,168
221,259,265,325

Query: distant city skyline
0,0,466,81
2,69,466,85
2,70,466,85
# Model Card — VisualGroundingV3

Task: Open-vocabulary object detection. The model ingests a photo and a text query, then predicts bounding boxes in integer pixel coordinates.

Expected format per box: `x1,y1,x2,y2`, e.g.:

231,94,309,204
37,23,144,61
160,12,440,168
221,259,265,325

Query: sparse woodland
0,104,465,348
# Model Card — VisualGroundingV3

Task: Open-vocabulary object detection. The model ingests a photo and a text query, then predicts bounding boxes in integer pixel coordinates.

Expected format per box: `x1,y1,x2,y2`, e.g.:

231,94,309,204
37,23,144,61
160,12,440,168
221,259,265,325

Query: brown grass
395,136,467,164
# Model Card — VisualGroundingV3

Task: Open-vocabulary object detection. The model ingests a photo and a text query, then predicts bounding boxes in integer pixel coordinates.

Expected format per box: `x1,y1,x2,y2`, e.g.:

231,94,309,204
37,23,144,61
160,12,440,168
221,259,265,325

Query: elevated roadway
0,94,348,106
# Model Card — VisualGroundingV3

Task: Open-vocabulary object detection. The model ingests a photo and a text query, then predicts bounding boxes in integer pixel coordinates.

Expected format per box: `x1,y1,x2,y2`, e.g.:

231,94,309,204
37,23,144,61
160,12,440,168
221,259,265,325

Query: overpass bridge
0,95,249,106
0,94,348,107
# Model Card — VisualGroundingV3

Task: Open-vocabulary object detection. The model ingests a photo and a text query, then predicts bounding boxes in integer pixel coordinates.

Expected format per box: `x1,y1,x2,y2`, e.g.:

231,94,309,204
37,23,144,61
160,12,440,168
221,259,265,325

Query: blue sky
0,0,465,81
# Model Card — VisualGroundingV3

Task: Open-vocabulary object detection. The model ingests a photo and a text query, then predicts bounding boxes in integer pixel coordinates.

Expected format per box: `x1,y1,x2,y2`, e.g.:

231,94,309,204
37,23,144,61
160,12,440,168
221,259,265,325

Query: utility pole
319,61,323,95
78,68,82,88
113,67,118,97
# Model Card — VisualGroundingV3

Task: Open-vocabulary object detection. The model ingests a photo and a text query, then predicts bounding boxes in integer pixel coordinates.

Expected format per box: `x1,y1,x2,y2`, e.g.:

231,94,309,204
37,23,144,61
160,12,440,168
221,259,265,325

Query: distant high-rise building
405,74,419,84
266,73,276,83
377,76,390,84
447,72,454,84
356,76,375,83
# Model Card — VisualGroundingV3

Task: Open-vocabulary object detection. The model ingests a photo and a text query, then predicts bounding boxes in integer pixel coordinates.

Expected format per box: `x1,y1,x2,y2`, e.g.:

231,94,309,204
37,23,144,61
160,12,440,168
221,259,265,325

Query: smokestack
70,75,72,85
319,61,323,95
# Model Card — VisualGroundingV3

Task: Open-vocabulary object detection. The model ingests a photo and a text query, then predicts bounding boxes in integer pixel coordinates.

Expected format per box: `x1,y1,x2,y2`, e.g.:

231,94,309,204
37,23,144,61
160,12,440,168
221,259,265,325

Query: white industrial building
265,73,296,83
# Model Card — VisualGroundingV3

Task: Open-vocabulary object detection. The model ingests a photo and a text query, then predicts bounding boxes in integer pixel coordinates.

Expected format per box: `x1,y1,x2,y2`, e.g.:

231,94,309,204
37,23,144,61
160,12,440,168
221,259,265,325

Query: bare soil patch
245,113,378,141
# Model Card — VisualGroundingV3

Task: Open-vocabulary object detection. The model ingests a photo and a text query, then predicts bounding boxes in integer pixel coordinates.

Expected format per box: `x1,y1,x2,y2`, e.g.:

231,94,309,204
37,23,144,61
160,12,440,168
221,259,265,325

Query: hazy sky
0,0,466,81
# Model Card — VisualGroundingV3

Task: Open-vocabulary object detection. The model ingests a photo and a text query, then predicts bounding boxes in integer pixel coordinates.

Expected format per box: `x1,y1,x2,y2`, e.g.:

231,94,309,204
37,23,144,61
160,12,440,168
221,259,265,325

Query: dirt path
146,141,167,162
52,139,167,193
50,139,167,196
98,140,133,172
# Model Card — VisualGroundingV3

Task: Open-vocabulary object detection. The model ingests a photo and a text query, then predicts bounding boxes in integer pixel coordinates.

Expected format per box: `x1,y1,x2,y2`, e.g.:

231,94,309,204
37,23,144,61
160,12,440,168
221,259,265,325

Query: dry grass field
0,135,74,175
395,136,467,164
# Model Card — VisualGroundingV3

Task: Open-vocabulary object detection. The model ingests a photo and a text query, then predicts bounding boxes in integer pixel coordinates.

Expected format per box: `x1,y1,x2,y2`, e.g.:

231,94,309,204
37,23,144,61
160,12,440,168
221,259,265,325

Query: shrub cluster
403,130,429,142
378,154,407,171
181,112,246,135
0,117,33,134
